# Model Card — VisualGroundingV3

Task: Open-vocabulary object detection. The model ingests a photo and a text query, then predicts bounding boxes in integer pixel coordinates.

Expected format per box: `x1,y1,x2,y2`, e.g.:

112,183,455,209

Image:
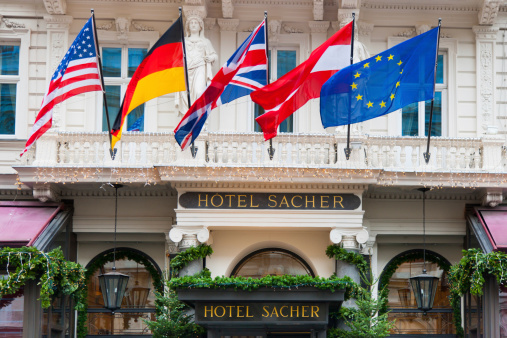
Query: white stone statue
175,16,218,116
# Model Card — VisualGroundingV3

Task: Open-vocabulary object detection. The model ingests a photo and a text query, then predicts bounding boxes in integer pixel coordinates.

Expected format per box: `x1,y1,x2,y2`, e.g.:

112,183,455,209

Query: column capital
165,233,180,255
330,228,369,250
308,21,329,34
473,25,500,40
218,18,239,32
183,5,207,22
169,226,210,249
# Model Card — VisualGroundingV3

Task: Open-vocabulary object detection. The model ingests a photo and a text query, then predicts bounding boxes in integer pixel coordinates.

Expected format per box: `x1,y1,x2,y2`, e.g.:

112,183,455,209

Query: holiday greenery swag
0,246,86,310
169,244,213,276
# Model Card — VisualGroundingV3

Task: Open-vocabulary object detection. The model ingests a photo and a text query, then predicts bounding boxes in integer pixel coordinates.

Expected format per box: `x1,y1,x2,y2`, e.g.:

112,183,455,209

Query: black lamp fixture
98,184,129,313
410,187,439,313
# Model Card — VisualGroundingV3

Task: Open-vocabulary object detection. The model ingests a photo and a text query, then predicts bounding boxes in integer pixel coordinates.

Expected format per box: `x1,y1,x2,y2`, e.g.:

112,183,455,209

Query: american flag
127,114,144,132
174,19,267,150
21,16,102,156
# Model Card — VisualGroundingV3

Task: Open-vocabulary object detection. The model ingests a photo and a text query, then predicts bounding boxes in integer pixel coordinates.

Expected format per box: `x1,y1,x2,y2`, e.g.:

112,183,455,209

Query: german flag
110,17,186,150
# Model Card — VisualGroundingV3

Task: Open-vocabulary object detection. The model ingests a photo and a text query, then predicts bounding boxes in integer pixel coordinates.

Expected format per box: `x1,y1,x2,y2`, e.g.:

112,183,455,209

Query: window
382,250,455,335
231,248,313,278
86,248,160,335
254,48,297,133
102,47,147,132
0,44,20,135
401,53,446,136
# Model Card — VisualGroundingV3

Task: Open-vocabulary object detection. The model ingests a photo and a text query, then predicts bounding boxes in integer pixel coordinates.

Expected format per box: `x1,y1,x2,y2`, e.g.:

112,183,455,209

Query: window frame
0,33,29,140
386,36,457,137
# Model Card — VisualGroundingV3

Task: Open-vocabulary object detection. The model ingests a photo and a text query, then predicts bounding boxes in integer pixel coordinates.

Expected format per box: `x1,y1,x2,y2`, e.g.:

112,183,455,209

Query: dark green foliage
169,244,213,276
326,245,369,274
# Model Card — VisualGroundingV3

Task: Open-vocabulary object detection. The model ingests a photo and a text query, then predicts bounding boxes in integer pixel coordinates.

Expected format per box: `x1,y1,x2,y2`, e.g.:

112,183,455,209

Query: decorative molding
479,0,501,25
473,25,500,40
282,24,304,33
44,15,73,29
364,190,479,201
169,226,210,248
308,21,329,34
131,21,155,31
33,184,60,202
397,28,415,37
234,0,312,6
415,24,431,35
358,21,374,37
360,235,376,255
222,0,234,18
204,17,217,31
166,233,180,254
1,18,26,29
59,187,176,198
313,0,324,21
115,17,130,41
183,5,207,22
268,19,281,36
330,228,369,250
341,0,359,9
185,0,206,4
172,181,368,191
96,21,114,30
337,9,357,27
217,18,239,31
43,0,67,15
480,188,504,207
362,2,479,12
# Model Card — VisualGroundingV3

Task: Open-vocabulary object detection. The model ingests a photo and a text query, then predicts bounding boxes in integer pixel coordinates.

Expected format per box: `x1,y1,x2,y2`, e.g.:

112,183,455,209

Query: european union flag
320,27,439,128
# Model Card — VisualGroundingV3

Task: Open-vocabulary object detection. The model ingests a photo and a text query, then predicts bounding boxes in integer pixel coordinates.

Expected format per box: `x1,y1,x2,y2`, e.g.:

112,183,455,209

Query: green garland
169,269,354,298
325,245,369,273
77,248,163,338
0,246,86,310
170,244,213,276
448,249,507,338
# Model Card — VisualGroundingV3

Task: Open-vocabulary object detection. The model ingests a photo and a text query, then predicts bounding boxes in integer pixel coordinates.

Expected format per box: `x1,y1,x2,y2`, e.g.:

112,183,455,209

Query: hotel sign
195,303,327,323
179,192,360,210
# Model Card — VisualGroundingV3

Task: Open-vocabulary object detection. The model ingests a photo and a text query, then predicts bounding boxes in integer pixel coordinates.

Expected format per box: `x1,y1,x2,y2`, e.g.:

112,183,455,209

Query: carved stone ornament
43,0,67,15
1,18,26,29
282,24,303,34
166,234,180,254
169,226,210,248
415,24,431,35
33,184,60,203
313,0,324,21
341,0,360,9
222,0,234,19
329,228,369,250
479,0,501,25
309,21,329,34
481,189,504,207
217,18,238,32
358,21,374,37
115,17,130,41
131,21,155,31
269,20,281,36
97,21,114,31
337,8,357,28
183,5,207,22
44,15,73,30
204,18,216,31
397,28,415,37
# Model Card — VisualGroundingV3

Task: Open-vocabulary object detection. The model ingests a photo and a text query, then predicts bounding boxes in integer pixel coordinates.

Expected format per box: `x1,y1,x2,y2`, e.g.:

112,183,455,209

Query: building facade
0,0,507,337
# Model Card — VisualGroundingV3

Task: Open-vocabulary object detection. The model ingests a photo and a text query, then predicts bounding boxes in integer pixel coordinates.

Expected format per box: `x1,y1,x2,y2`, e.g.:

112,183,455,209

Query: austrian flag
251,21,353,140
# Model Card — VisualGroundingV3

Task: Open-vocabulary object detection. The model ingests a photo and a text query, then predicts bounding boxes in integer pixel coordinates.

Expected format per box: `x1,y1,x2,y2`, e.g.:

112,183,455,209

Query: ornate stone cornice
362,2,479,12
171,181,368,191
364,190,479,201
43,0,67,15
183,5,207,21
313,0,324,21
473,25,500,40
479,0,501,25
131,21,155,31
1,17,26,29
33,184,60,202
58,187,176,198
204,18,216,31
234,0,312,6
217,18,239,31
358,21,373,37
44,15,72,29
308,20,329,33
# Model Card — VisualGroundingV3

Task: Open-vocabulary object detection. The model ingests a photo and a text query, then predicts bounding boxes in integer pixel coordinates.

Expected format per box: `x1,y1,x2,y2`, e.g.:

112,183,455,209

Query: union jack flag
21,16,102,157
174,19,267,150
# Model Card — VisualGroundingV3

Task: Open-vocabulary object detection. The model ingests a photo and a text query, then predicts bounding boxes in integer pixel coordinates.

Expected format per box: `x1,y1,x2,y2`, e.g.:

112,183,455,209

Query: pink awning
476,206,507,251
0,201,62,247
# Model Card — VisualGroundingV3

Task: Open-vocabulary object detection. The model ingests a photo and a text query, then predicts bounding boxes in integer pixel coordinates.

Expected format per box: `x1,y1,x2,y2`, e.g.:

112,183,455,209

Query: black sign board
179,192,361,210
195,302,327,323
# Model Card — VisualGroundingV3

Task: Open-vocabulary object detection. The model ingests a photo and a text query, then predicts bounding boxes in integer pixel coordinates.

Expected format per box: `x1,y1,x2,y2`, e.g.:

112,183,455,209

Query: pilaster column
44,15,73,130
169,226,210,276
473,25,500,135
217,19,239,130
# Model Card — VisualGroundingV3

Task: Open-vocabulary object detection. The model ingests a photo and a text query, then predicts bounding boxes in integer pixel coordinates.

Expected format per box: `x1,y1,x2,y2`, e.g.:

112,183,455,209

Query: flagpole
91,9,116,160
344,13,355,161
264,11,275,161
179,7,198,158
423,18,442,164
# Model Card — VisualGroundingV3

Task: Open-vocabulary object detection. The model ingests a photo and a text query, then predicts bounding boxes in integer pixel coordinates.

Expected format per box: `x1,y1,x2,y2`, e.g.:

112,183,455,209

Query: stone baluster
227,142,234,164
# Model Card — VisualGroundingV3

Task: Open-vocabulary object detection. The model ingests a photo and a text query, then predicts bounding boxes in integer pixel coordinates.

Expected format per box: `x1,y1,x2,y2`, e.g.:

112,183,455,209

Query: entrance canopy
0,201,63,247
475,206,507,252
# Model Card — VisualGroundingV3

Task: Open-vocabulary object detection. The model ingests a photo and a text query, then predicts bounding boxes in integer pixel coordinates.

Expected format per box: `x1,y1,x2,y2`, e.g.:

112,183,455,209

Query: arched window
380,249,455,336
231,248,314,278
85,248,162,336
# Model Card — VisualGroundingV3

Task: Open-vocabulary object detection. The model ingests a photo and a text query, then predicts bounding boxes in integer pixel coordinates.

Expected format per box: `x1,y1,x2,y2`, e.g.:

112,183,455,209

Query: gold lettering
306,195,315,208
236,305,245,317
226,305,234,317
250,195,259,207
198,194,208,207
311,306,319,318
280,305,289,318
302,306,309,317
214,306,226,318
225,195,234,207
321,195,329,208
270,306,279,317
262,306,270,317
268,195,277,208
279,196,289,208
204,305,213,318
333,195,344,208
291,305,299,317
237,195,247,207
291,195,302,208
211,194,224,207
246,306,254,318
